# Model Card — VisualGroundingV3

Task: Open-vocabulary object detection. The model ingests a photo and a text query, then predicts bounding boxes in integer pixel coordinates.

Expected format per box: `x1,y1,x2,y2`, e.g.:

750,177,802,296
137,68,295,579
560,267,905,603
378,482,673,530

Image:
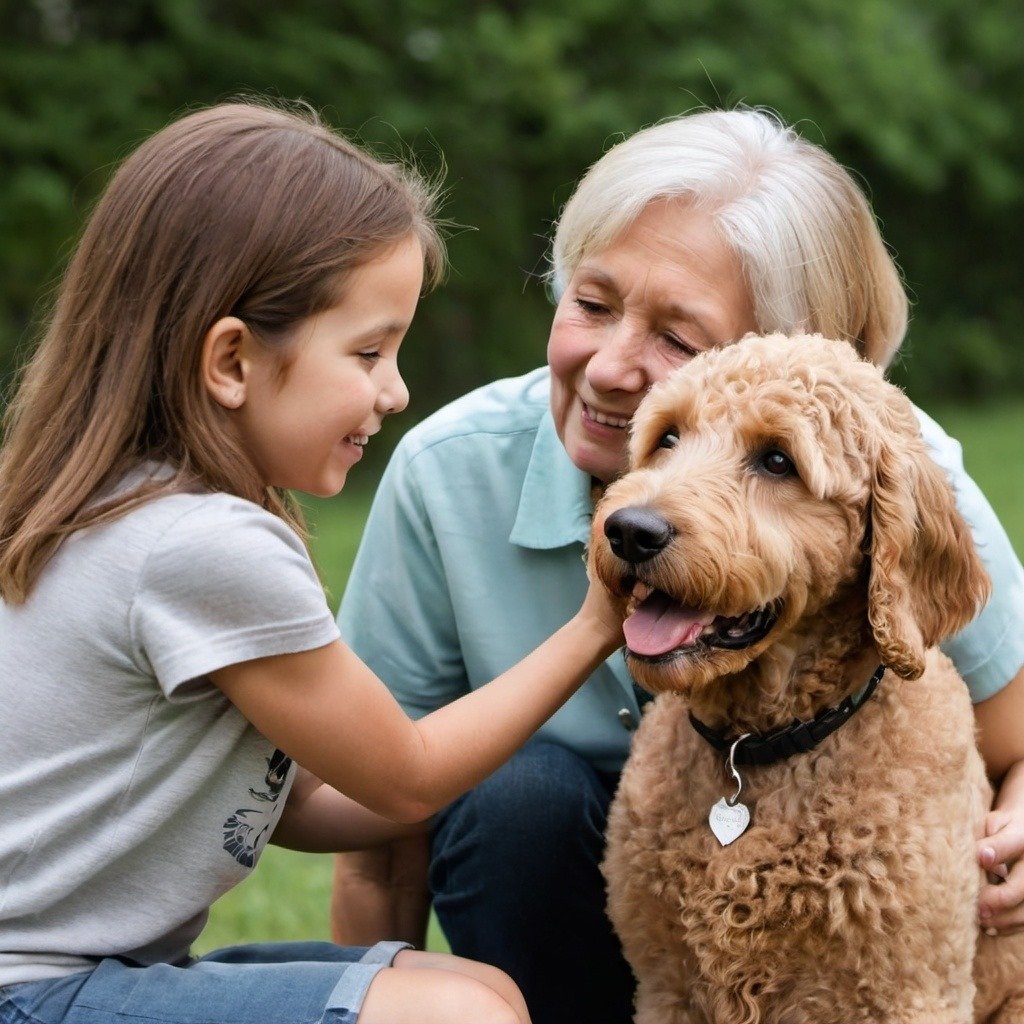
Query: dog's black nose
604,507,674,563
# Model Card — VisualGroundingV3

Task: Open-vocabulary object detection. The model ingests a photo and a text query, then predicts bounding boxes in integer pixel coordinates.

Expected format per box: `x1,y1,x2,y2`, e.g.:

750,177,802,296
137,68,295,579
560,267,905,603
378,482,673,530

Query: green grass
302,492,377,605
195,399,1023,954
194,847,451,953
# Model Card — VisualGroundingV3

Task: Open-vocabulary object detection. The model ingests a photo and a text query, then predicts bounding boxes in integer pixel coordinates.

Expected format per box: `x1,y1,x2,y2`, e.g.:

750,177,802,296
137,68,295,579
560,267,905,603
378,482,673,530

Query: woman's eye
575,298,607,316
760,449,794,477
658,430,679,450
662,333,699,358
358,351,382,362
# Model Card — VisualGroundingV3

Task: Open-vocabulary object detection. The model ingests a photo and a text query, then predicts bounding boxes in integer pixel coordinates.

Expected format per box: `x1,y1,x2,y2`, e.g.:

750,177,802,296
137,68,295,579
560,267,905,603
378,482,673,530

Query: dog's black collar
687,664,886,767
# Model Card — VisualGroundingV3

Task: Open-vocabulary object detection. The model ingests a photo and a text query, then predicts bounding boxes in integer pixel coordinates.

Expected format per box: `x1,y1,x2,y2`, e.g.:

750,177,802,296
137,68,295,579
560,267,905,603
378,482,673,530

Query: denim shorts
0,940,411,1024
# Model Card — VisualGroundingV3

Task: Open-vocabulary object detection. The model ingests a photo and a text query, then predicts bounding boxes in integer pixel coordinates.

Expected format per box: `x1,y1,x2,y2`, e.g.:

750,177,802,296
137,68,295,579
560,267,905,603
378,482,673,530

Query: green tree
2,0,1021,426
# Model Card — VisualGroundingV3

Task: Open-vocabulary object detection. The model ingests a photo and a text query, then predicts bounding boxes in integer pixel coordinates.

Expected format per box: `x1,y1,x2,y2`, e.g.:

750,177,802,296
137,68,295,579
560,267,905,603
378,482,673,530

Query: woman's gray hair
549,109,908,368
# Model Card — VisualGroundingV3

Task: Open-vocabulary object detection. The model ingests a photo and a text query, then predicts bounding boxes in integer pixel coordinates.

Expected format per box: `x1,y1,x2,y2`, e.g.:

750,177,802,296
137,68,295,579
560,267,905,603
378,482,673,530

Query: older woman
332,110,1024,1024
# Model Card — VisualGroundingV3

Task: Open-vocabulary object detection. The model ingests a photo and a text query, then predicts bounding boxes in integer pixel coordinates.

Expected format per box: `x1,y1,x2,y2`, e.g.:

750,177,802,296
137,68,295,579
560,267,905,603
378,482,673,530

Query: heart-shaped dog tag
709,797,750,846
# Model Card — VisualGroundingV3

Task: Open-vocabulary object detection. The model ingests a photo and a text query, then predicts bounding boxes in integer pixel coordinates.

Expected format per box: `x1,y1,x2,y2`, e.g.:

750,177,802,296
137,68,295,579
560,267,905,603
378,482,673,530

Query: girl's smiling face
547,199,757,483
222,233,423,497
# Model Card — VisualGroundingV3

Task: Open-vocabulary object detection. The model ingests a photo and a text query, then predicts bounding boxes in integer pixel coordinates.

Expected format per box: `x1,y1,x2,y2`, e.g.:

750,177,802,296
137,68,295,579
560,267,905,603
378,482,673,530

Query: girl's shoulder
60,476,311,604
126,489,333,696
109,487,308,575
86,485,273,546
93,463,300,545
122,485,285,531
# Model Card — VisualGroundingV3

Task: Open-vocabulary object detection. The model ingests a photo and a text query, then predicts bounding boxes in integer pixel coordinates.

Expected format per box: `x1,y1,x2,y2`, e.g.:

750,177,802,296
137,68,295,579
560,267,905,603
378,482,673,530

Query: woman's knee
436,741,611,854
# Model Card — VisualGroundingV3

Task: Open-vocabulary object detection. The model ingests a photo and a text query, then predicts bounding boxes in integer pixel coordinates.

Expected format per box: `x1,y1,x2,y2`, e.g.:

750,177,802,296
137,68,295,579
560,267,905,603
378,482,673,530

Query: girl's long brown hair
0,101,445,603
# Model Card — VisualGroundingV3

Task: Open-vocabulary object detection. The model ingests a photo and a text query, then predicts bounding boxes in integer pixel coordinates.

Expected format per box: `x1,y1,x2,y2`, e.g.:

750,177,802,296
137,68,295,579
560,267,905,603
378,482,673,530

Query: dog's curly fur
590,335,1024,1023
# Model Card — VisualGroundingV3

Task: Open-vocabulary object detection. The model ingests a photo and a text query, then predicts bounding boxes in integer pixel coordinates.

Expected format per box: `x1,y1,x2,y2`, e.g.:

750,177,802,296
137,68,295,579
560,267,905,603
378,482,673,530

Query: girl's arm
275,767,434,949
211,576,623,824
272,767,428,851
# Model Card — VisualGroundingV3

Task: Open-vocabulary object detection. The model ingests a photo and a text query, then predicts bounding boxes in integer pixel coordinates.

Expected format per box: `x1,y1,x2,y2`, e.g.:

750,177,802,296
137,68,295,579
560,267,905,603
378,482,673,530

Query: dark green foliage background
3,0,1022,441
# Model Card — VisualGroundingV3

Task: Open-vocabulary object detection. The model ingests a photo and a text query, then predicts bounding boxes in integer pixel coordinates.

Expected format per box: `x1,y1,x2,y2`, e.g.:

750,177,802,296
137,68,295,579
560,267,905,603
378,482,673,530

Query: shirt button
618,707,636,730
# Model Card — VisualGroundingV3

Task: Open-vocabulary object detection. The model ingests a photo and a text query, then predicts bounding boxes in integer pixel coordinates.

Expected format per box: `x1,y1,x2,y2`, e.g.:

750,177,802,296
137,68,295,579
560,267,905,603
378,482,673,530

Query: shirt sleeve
338,439,470,719
131,496,340,696
915,406,1024,701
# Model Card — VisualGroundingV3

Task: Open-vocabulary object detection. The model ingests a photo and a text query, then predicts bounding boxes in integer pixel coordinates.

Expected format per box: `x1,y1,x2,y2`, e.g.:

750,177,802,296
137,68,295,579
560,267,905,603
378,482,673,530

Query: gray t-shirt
0,481,340,985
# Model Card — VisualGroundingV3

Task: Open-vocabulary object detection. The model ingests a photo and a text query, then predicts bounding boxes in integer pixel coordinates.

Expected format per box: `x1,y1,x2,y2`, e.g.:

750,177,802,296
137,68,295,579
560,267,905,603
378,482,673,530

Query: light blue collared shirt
339,368,1024,771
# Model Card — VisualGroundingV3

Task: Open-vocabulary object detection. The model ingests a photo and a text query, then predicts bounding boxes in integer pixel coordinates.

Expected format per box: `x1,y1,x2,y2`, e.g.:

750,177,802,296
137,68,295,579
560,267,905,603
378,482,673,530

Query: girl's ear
202,316,249,409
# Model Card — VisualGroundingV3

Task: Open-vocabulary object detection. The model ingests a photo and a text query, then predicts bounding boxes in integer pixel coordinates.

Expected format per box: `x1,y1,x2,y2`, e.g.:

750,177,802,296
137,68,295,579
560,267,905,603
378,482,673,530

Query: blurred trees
2,0,1022,425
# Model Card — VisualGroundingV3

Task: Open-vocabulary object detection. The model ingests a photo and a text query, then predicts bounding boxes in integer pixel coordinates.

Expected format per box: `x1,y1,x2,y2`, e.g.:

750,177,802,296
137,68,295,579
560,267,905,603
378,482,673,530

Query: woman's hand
978,759,1024,934
978,808,1024,933
975,667,1024,934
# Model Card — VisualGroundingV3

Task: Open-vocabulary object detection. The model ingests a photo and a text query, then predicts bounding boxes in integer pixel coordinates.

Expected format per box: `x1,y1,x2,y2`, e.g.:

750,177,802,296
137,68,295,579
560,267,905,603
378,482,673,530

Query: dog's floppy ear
867,411,991,679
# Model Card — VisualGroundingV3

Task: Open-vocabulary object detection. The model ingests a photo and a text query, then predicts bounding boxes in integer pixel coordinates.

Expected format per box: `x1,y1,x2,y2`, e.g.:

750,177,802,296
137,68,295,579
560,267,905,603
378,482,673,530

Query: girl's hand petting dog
582,553,630,647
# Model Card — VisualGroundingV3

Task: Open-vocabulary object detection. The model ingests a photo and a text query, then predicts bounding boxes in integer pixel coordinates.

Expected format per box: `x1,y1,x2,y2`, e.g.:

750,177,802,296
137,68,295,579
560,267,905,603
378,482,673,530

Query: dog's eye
760,449,795,477
657,431,679,450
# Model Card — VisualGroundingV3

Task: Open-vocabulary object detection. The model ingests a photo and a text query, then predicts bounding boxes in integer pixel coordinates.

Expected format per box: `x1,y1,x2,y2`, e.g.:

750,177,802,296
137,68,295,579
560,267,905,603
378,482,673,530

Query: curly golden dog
590,334,1024,1023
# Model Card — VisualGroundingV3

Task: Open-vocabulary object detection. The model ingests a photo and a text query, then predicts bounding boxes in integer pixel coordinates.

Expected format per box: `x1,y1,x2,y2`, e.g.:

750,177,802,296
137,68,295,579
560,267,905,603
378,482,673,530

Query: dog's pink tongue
624,591,714,657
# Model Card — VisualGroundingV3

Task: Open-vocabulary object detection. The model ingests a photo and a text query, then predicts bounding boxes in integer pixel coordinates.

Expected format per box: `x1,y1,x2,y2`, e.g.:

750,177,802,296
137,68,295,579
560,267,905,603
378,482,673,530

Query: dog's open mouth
623,583,780,661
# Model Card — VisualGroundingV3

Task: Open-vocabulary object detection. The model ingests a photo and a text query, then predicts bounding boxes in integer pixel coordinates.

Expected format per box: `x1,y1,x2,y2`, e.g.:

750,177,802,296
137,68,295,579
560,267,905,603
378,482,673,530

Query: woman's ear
201,316,249,409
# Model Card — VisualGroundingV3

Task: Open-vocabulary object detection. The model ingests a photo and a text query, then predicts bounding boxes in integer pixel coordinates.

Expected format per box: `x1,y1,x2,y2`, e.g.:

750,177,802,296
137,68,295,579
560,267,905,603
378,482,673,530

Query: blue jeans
430,741,635,1024
0,941,409,1024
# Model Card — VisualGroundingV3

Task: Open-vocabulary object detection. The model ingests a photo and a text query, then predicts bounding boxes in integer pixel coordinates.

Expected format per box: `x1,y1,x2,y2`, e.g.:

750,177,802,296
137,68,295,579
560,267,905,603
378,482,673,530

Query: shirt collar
510,408,594,550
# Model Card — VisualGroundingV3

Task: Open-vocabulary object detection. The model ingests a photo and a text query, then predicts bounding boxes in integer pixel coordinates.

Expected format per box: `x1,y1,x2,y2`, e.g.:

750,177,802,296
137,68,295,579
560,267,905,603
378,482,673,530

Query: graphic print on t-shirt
222,748,292,867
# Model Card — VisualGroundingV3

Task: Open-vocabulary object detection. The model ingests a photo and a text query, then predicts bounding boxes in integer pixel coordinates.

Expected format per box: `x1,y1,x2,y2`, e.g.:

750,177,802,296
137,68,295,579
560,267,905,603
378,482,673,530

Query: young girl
0,102,623,1024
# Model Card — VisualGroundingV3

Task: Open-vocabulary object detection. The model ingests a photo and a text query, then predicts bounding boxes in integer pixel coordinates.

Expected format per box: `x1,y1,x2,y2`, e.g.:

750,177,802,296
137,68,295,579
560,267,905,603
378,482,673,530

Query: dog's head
589,334,990,695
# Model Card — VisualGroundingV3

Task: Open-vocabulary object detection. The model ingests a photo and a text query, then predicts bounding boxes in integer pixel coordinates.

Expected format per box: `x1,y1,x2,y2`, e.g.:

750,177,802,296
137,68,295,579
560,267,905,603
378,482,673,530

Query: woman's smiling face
546,199,757,483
